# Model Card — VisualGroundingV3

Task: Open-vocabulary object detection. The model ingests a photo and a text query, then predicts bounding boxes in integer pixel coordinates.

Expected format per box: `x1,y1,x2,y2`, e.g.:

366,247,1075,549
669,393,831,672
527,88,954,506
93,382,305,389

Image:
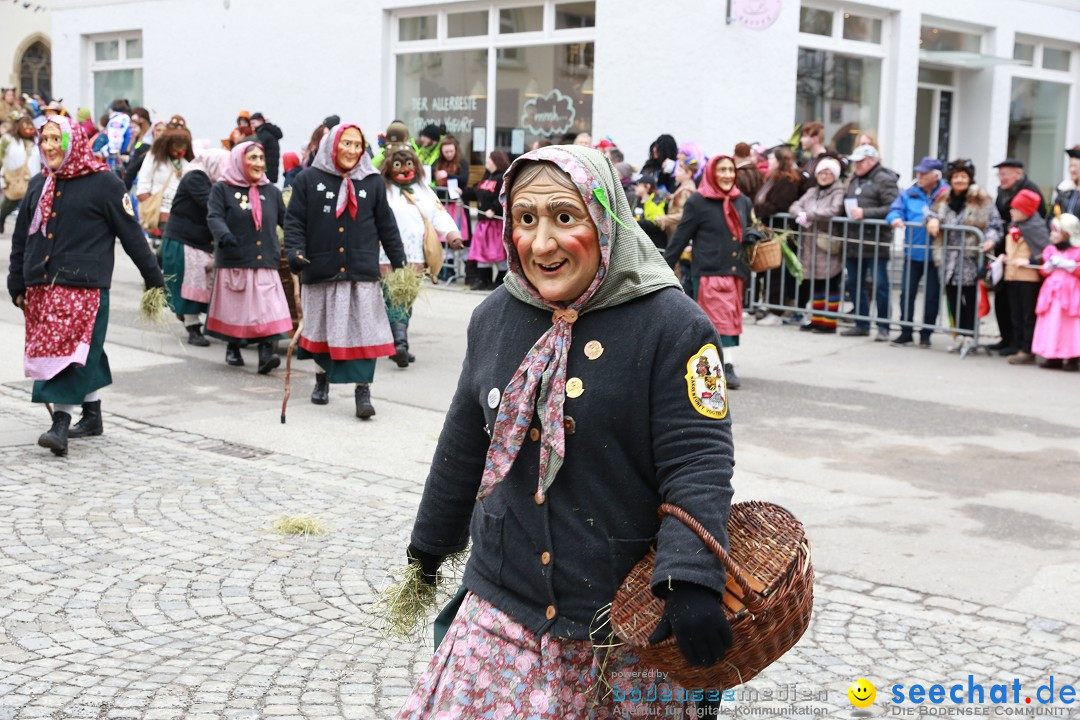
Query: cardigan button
47,233,53,239
732,251,737,257
545,605,556,620
256,255,263,260
534,491,546,505
339,266,346,273
338,227,345,233
44,255,49,262
256,241,261,246
339,247,345,252
541,551,551,566
563,416,575,435
55,191,61,197
529,428,540,442
731,265,737,271
51,212,57,218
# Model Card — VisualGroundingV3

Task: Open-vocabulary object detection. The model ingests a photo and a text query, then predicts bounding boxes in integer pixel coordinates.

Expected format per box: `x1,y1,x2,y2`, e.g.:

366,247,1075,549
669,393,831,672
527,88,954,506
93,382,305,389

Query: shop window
918,67,953,85
396,49,488,162
555,1,595,29
89,32,143,116
842,13,881,44
919,26,980,53
496,42,593,150
448,10,488,38
1013,42,1035,63
400,15,436,41
796,48,880,155
799,7,832,37
1008,78,1070,201
1043,47,1070,72
500,6,544,34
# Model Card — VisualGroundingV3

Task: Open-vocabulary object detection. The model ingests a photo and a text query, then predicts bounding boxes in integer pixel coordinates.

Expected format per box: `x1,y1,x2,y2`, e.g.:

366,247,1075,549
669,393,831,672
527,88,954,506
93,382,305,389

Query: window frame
84,30,144,113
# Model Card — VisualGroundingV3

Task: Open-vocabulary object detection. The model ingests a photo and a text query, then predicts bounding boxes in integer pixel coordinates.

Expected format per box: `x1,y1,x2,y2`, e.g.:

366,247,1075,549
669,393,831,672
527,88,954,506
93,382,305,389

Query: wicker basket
748,236,783,273
610,501,813,690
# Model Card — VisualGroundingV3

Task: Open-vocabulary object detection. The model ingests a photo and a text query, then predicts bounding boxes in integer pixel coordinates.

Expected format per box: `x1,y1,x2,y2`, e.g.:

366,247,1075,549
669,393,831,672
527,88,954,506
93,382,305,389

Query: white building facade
1,4,52,99
50,0,1080,198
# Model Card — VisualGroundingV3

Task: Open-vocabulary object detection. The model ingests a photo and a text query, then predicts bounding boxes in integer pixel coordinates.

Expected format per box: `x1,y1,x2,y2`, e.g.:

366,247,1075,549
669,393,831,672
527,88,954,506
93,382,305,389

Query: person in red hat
1001,187,1051,365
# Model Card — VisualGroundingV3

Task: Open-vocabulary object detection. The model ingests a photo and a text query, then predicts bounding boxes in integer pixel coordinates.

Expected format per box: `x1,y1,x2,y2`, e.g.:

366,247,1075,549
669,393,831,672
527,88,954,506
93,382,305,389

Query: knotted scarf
29,116,108,236
220,141,268,230
477,146,680,502
696,154,744,242
311,122,377,220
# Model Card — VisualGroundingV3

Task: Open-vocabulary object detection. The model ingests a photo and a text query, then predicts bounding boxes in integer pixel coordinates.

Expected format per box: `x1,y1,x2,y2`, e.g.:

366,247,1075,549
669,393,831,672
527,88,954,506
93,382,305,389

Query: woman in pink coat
1031,213,1080,371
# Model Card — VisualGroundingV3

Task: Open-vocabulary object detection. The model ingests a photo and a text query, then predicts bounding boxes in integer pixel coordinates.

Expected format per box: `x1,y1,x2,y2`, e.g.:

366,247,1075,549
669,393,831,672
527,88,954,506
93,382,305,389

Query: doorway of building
914,67,955,163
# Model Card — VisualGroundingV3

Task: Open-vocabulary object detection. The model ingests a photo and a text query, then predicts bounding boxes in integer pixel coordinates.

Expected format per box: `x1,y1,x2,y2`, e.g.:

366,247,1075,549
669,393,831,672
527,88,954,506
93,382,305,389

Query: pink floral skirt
395,592,700,719
23,285,101,381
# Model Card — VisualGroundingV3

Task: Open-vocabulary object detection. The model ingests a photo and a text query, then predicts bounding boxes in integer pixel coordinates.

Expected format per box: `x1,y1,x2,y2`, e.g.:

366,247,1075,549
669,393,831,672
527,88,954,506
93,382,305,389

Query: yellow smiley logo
848,678,876,708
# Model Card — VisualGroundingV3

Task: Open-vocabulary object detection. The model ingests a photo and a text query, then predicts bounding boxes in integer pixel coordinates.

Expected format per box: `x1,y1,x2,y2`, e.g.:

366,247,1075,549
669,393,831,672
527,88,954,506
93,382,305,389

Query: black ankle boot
38,411,71,456
186,323,210,347
494,270,507,286
68,400,103,438
226,343,244,366
257,342,280,374
354,383,375,419
390,323,410,368
311,372,329,405
724,362,742,391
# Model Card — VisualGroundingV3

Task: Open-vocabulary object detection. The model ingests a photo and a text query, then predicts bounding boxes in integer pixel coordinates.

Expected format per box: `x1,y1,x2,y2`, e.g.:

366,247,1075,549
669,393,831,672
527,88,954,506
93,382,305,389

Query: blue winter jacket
886,179,947,261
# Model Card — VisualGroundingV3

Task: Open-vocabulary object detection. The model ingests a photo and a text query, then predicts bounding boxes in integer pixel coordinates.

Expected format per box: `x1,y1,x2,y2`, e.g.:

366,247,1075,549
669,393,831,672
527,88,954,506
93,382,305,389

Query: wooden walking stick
280,268,304,424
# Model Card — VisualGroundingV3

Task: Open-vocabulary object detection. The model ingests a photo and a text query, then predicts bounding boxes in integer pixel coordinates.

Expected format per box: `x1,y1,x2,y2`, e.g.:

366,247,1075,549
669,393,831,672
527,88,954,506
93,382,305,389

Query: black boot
494,270,507,286
38,411,71,456
186,323,210,347
68,401,103,438
257,342,280,374
725,362,742,391
226,343,244,366
390,323,410,368
311,372,329,405
354,383,375,419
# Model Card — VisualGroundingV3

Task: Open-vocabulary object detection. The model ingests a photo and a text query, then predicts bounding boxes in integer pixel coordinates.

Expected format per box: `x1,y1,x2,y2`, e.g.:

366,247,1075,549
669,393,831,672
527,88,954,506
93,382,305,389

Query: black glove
648,581,733,667
288,252,312,274
406,544,445,586
218,232,240,249
744,228,765,244
145,278,166,291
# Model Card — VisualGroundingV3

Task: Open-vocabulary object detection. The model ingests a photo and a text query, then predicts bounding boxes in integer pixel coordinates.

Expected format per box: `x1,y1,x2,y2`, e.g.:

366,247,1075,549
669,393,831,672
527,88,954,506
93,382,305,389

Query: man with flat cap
991,158,1046,356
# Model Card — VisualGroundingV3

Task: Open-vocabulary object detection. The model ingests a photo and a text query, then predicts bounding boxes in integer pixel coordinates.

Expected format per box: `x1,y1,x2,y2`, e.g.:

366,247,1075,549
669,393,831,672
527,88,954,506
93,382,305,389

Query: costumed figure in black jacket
7,115,165,456
379,136,463,366
664,155,757,390
161,148,229,346
398,146,734,718
284,123,407,419
205,141,291,373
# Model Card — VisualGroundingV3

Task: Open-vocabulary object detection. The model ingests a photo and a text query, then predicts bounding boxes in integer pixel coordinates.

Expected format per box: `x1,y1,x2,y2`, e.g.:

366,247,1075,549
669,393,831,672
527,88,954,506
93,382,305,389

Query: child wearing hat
1031,214,1080,371
1002,188,1051,365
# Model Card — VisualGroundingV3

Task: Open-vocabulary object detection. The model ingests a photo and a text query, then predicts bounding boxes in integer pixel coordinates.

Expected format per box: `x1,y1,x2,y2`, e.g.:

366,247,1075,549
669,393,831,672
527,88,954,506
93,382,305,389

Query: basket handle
658,503,766,613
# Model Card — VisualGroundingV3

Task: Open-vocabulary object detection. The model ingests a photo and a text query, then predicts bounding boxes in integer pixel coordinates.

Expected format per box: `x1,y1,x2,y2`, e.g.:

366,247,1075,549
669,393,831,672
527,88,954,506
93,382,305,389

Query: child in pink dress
1031,213,1080,371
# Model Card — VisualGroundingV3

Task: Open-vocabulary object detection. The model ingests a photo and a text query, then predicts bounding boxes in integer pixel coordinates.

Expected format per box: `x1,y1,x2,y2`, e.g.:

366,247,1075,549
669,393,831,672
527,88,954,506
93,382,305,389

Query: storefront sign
731,0,781,30
521,89,576,137
409,94,484,137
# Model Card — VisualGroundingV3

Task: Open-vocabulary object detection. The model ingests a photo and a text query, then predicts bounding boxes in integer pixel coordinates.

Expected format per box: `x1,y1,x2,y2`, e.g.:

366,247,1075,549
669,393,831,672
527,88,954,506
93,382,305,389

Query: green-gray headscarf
476,145,680,503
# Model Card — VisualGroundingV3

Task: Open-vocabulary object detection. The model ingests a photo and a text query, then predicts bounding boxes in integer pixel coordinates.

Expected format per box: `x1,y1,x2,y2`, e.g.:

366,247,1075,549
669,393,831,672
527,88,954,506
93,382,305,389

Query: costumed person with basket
161,148,230,347
663,155,758,390
396,146,739,718
284,123,407,418
204,141,292,373
7,115,165,456
378,135,463,368
1,113,41,235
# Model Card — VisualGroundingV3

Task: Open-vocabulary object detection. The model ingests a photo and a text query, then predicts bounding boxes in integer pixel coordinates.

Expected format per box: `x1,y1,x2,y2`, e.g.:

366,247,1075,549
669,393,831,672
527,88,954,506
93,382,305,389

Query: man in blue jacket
886,157,947,347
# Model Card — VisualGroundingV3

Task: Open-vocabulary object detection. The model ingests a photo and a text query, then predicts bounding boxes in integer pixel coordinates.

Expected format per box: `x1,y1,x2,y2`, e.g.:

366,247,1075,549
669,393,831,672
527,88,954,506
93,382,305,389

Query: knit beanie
815,157,842,181
419,123,442,142
1010,189,1041,218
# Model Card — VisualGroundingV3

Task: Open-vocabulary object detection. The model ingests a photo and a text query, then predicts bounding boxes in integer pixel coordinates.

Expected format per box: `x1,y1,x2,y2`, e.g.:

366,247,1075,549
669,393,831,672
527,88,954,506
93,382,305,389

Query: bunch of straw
370,548,469,642
272,515,329,537
139,286,170,325
381,267,423,314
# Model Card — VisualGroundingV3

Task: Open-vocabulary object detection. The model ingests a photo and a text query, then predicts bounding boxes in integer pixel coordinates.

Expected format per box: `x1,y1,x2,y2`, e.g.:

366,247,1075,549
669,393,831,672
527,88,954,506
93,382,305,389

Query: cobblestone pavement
1,386,1078,720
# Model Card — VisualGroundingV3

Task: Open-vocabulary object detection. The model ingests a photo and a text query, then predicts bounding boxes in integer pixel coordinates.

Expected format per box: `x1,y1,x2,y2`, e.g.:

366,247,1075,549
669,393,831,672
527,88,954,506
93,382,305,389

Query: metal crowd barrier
749,213,991,356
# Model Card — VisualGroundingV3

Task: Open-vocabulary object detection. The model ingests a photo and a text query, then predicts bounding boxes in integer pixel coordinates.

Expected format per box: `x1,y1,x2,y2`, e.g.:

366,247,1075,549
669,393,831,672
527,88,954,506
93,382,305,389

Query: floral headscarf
185,148,230,183
219,141,268,231
28,115,108,236
477,145,679,502
310,123,377,220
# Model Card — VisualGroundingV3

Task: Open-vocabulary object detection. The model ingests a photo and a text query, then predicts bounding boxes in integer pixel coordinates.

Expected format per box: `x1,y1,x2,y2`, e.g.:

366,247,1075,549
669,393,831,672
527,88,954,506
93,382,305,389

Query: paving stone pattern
1,388,1077,720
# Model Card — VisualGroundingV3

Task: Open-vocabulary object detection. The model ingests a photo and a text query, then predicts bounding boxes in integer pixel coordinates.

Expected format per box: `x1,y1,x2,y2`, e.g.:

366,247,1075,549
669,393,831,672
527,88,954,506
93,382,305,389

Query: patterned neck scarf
311,122,377,220
695,154,744,242
29,116,108,235
478,145,680,502
219,141,269,230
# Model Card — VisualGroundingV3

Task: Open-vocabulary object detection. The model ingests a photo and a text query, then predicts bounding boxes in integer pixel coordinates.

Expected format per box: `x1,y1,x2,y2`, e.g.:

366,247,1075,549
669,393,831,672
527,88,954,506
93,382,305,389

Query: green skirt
32,290,112,405
296,350,376,384
162,236,209,316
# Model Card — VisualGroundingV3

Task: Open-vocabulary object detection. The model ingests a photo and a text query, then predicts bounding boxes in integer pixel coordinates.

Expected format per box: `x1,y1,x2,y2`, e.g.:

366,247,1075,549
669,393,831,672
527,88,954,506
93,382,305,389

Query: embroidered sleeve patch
685,343,727,419
122,194,135,216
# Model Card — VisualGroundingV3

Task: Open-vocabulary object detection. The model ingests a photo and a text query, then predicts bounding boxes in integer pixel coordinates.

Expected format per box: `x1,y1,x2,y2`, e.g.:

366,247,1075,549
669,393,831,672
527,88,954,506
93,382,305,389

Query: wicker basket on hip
747,232,784,273
610,501,813,690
